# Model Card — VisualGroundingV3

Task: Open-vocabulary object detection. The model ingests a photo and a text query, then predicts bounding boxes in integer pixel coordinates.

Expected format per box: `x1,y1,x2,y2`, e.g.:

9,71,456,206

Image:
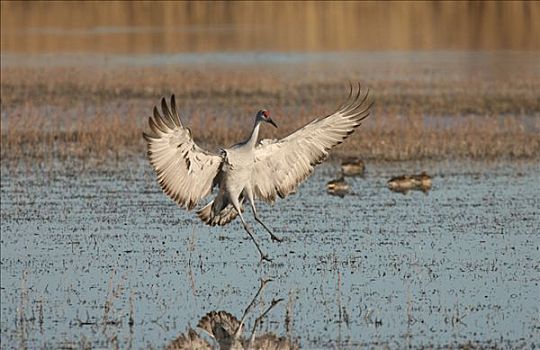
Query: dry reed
2,2,539,53
1,66,539,171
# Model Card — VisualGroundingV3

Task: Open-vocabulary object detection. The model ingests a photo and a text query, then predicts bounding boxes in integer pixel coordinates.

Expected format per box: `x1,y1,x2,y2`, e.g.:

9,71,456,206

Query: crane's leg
231,197,271,263
253,206,283,243
245,188,283,243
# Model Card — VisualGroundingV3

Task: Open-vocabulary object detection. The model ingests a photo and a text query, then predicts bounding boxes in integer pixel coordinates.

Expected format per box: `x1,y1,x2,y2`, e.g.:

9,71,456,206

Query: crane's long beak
267,118,278,128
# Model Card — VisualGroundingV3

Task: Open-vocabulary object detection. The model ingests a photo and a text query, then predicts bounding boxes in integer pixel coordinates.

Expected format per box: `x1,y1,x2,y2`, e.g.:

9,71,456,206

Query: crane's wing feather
143,95,223,210
252,84,372,203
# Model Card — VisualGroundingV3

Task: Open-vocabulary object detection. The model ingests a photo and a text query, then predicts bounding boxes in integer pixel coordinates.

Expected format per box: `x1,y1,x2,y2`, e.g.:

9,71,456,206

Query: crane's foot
259,253,273,263
254,216,283,243
269,233,283,243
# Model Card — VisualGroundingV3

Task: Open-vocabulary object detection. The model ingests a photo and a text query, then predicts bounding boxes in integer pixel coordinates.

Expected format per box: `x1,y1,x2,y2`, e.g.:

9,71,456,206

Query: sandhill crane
143,83,372,262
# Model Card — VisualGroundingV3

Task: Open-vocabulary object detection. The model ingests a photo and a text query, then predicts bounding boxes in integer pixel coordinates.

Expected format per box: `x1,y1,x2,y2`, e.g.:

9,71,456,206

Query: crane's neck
246,119,261,148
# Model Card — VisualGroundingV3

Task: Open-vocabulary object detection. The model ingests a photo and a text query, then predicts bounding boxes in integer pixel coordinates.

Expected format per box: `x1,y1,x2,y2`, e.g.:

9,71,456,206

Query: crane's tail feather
197,199,243,226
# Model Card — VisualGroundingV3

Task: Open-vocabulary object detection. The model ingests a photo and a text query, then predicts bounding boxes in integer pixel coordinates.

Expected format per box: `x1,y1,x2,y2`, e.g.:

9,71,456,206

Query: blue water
2,51,539,73
1,159,539,348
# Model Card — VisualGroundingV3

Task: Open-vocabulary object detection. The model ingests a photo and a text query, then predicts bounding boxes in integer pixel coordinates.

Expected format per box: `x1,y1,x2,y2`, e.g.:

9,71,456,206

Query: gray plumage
143,83,372,261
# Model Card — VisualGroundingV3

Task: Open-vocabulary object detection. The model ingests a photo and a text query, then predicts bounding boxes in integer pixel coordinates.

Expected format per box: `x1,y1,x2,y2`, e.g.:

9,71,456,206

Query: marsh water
1,159,538,348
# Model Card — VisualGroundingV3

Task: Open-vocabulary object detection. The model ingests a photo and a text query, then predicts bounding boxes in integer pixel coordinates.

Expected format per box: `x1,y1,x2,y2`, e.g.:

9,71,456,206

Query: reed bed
1,66,539,171
2,2,538,53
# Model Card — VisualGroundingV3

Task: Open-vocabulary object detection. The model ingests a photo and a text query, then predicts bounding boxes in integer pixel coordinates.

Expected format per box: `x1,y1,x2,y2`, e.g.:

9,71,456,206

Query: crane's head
257,110,278,128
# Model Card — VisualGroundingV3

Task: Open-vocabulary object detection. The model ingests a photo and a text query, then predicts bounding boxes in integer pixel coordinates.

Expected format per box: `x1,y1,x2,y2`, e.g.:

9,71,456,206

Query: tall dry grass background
2,1,539,52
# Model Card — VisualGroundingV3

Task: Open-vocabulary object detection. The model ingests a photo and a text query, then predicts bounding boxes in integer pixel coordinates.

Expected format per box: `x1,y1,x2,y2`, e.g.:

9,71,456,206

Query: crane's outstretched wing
143,96,223,210
251,84,372,203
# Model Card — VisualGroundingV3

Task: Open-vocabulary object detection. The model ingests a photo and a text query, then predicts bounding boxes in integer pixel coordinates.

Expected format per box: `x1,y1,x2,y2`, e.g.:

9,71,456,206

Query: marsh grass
1,66,539,171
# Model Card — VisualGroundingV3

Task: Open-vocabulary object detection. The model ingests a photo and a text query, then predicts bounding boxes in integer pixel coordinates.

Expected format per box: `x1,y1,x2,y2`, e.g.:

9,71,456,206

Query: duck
341,158,365,177
387,171,432,194
326,175,350,197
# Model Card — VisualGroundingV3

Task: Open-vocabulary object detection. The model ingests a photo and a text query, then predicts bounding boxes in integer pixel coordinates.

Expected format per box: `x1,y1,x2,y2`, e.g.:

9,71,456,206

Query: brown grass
1,65,539,171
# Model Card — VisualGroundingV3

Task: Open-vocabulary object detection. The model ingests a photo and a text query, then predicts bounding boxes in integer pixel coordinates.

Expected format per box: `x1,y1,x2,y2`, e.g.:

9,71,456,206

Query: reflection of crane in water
165,279,297,350
143,84,372,261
